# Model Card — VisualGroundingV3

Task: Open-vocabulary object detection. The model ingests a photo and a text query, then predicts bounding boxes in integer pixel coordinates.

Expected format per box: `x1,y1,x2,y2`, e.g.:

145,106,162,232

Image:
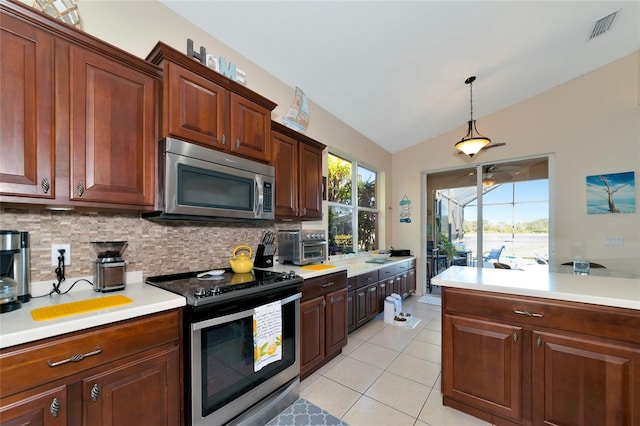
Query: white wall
392,52,640,287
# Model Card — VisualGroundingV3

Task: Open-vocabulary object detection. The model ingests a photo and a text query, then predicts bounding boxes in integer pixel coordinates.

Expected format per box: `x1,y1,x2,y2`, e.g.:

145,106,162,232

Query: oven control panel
301,230,326,241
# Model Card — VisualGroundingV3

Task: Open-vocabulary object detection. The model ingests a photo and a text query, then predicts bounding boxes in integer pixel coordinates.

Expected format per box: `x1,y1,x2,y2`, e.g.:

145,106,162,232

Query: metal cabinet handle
330,296,335,304
76,182,85,196
90,383,100,402
50,397,60,417
513,332,518,344
368,287,376,292
513,309,544,318
322,282,335,288
41,178,50,194
221,134,226,145
236,139,241,148
48,346,102,367
536,336,543,348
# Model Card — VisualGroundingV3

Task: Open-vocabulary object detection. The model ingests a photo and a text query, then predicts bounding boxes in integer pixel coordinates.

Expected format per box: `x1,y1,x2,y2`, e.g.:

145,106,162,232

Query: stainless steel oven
191,292,300,425
146,269,303,426
278,229,327,265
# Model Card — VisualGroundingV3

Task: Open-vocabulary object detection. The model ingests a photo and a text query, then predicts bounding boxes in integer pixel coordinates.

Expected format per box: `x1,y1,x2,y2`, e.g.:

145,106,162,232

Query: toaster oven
278,230,327,265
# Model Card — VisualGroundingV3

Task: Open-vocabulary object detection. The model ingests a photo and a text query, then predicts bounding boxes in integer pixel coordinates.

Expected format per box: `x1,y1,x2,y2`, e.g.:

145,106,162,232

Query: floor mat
417,295,441,306
265,398,348,426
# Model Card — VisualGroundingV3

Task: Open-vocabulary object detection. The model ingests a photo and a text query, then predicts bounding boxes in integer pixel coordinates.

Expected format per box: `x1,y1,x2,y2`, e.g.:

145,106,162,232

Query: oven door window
302,242,326,260
199,300,297,417
178,164,254,212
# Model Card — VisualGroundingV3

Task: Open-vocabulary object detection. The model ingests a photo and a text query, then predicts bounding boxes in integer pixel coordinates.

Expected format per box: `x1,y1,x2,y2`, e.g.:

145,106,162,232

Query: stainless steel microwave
144,138,274,221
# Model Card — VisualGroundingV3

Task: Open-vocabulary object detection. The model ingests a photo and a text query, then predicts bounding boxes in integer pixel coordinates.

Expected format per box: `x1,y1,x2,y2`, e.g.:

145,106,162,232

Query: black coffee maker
0,230,31,313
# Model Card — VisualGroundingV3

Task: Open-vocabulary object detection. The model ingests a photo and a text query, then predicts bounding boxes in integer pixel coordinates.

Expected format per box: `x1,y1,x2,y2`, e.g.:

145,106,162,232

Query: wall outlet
51,244,71,266
604,237,624,246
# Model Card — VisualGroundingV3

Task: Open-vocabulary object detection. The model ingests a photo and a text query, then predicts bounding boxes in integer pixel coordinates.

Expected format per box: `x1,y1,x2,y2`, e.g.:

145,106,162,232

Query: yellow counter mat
31,295,133,321
300,264,336,271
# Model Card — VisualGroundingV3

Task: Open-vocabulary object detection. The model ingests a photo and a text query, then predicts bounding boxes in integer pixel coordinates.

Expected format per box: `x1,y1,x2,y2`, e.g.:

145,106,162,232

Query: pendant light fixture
455,76,491,157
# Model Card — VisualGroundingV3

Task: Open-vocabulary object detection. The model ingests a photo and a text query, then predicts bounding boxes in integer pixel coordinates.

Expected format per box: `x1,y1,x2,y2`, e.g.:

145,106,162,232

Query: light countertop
0,280,185,349
433,266,640,310
257,255,415,279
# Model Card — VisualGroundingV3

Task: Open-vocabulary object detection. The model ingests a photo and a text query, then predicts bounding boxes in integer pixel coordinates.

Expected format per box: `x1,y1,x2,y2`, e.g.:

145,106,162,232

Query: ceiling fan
456,142,506,155
456,164,519,184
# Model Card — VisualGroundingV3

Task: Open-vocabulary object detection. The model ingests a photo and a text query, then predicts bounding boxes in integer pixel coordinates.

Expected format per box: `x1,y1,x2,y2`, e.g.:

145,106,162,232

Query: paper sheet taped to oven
253,300,282,371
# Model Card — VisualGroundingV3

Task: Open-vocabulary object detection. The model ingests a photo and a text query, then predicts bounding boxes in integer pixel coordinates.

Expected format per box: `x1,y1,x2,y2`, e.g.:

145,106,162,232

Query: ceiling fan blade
482,142,506,150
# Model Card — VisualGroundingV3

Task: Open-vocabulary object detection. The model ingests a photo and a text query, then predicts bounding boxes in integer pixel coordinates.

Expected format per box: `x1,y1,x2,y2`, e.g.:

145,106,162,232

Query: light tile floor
299,289,492,426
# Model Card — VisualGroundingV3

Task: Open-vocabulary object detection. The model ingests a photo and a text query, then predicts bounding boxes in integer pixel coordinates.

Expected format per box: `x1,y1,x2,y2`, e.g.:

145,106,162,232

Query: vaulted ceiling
160,1,640,153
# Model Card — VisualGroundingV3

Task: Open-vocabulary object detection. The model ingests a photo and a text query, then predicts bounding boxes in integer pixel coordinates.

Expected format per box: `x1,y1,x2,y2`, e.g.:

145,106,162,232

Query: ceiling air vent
589,10,619,40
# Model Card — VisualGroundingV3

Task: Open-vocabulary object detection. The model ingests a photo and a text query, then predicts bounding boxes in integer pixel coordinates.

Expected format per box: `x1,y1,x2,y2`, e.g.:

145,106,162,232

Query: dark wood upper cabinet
69,45,156,206
0,0,161,209
0,12,55,199
271,121,325,220
147,42,276,163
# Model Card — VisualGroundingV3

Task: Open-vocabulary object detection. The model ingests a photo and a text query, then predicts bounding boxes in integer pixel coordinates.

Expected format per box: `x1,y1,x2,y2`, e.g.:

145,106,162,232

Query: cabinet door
0,14,55,199
298,142,323,219
272,130,298,217
355,289,368,328
229,93,270,162
347,291,356,333
69,46,156,206
365,284,379,321
0,385,67,426
82,346,180,426
532,331,638,426
165,62,227,149
325,288,348,355
300,297,325,377
443,314,523,422
406,268,416,296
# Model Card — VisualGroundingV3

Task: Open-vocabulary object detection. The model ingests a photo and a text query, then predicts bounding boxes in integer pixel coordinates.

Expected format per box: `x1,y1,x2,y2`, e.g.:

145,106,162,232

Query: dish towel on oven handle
253,300,282,372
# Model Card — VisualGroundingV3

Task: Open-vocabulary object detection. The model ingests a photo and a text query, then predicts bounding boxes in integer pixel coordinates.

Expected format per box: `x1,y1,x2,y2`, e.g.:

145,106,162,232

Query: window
328,153,379,255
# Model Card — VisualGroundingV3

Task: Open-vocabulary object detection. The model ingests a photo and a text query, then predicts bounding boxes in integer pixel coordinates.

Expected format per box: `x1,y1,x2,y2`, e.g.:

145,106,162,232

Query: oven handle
191,292,301,332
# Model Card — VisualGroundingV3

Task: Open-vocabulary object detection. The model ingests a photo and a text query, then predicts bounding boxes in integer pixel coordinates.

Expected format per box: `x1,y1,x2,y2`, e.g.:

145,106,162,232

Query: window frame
327,152,380,255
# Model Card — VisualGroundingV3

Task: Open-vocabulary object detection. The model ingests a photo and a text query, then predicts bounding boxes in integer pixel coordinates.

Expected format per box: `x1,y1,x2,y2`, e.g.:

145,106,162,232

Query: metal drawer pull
536,336,543,348
322,282,335,288
221,134,226,145
50,397,60,417
513,332,518,344
48,346,102,367
236,139,241,148
513,309,544,318
369,287,376,292
90,383,100,402
41,178,50,194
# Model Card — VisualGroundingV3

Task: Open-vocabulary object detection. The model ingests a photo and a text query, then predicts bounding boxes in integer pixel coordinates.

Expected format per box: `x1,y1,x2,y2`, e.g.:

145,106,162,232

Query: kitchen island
433,266,640,426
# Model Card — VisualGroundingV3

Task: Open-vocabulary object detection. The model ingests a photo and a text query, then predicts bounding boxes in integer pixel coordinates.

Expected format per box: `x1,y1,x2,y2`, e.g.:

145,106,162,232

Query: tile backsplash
1,207,299,282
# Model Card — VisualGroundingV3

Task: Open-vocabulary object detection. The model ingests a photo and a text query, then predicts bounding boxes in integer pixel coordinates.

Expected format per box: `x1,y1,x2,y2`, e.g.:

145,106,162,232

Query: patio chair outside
483,245,505,263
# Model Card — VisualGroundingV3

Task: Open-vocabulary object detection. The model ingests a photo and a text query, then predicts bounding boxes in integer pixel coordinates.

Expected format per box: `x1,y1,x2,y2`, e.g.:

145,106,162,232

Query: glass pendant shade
455,120,491,157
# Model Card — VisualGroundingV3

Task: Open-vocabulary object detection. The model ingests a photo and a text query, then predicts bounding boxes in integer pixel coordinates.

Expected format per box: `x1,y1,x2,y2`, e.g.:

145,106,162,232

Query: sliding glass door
426,156,549,277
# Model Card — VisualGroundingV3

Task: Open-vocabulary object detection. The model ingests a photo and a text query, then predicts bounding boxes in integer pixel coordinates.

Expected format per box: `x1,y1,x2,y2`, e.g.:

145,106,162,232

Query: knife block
254,244,274,268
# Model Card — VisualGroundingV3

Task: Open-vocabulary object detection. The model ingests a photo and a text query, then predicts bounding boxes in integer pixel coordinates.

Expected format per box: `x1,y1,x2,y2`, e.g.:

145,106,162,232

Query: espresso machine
0,230,31,313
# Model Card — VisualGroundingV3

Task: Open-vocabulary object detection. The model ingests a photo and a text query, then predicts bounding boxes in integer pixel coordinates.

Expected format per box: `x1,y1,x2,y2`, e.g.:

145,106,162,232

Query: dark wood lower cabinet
0,310,182,426
443,314,523,422
442,287,640,426
348,260,417,333
532,331,637,426
300,272,348,379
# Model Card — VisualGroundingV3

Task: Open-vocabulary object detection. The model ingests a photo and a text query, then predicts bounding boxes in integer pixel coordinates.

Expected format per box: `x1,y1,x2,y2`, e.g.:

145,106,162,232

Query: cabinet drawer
355,271,378,289
443,288,640,345
378,266,396,281
302,272,347,302
395,259,415,273
0,310,180,398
